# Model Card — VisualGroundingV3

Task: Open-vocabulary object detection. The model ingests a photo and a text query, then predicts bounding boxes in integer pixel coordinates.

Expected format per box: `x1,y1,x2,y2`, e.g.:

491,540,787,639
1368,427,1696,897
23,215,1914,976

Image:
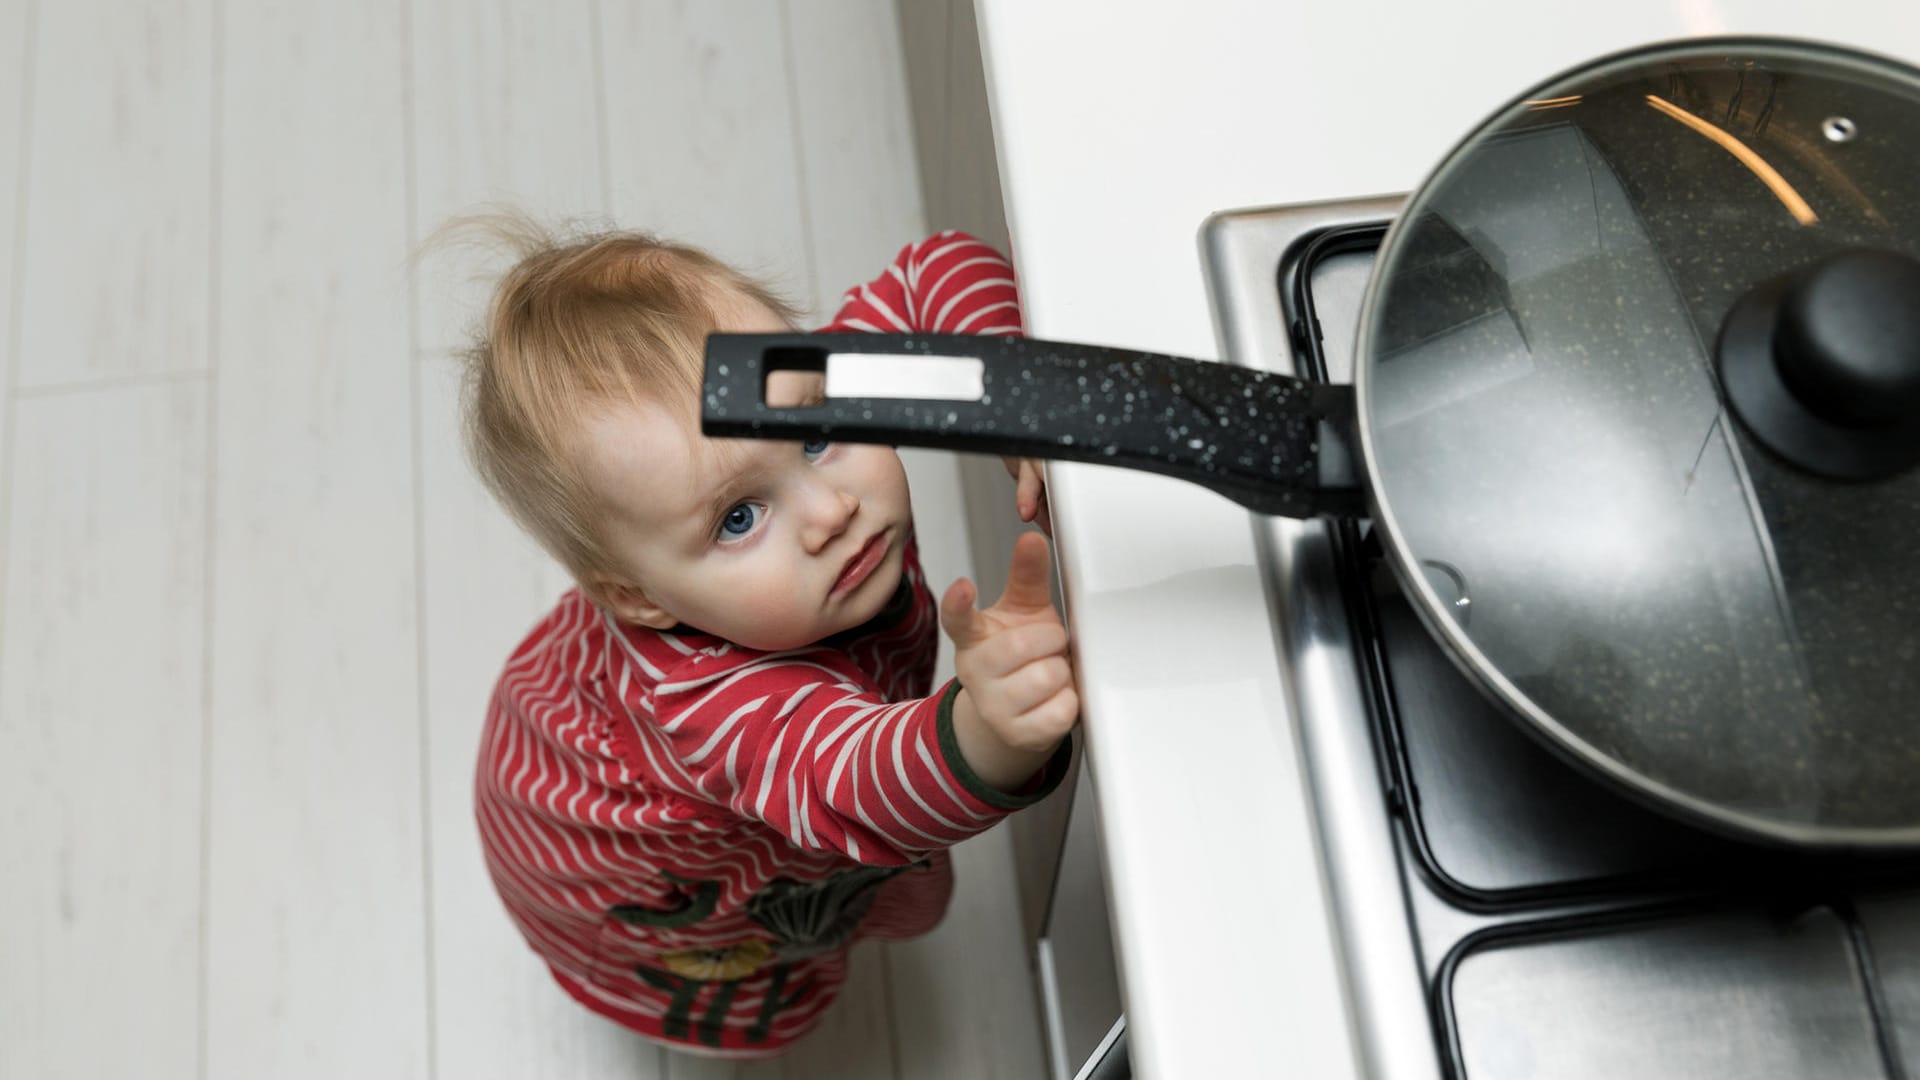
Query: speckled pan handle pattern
702,332,1363,519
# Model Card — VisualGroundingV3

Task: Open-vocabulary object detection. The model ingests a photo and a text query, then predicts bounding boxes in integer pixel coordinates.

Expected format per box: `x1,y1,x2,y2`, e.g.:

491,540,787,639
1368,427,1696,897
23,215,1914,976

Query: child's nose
801,484,859,552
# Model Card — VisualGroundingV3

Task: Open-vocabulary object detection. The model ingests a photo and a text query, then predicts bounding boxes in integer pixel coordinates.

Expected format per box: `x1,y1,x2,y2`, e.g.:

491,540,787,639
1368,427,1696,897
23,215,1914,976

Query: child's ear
597,579,679,630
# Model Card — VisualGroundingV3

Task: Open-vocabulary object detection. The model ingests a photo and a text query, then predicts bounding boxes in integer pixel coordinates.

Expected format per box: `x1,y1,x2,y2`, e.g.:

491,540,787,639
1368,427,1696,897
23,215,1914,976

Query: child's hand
1001,457,1053,537
940,532,1077,792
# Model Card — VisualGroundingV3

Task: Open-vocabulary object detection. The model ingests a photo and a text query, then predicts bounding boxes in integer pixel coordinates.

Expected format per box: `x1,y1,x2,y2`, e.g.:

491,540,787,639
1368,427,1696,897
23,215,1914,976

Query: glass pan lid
1355,39,1920,846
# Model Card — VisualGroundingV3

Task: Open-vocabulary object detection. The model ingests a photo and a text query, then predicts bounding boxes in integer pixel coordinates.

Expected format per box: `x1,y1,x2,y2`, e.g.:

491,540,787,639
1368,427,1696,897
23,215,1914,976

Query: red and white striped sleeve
818,230,1024,337
634,652,1067,867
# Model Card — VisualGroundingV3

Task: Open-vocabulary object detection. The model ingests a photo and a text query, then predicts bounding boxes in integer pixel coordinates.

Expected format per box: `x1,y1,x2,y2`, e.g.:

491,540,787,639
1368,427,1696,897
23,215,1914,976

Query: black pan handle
701,333,1363,519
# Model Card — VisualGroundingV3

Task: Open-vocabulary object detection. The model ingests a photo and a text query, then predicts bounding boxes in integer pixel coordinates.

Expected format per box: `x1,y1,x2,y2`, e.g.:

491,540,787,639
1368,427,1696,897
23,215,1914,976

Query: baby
460,220,1077,1057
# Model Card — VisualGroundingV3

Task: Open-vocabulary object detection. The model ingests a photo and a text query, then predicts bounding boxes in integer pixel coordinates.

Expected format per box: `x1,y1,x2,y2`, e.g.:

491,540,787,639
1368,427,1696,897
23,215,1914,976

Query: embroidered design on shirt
747,863,910,960
623,861,917,1046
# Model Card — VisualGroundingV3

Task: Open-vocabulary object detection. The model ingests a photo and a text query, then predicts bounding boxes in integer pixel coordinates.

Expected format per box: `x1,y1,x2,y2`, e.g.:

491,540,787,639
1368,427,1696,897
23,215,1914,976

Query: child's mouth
832,532,888,596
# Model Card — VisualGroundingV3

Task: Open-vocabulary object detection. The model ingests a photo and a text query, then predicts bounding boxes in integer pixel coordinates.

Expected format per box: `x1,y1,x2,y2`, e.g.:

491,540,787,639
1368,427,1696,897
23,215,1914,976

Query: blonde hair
441,210,800,596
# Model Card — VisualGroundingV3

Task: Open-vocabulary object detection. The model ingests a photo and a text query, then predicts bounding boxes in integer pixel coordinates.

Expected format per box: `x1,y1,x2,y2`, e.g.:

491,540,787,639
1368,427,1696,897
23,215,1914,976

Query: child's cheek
724,567,807,629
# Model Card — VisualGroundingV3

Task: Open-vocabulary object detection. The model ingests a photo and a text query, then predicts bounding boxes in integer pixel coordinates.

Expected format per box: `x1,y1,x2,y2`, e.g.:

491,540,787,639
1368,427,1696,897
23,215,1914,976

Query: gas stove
1201,198,1920,1080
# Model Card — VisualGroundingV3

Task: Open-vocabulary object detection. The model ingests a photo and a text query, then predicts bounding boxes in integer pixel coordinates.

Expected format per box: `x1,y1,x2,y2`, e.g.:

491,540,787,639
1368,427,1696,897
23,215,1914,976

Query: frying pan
702,38,1920,850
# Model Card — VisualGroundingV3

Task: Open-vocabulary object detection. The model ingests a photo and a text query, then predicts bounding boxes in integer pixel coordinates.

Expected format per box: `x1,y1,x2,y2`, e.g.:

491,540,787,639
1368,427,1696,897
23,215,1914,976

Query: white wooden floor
0,2,1049,1077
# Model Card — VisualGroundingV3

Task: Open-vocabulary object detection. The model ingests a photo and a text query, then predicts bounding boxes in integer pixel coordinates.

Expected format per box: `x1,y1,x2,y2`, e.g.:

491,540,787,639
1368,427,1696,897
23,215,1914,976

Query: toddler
460,220,1077,1057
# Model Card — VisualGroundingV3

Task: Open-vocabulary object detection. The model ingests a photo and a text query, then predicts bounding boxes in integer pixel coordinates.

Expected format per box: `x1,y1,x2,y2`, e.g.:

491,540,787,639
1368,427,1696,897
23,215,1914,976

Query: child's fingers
994,532,1055,613
1006,686,1080,750
997,655,1073,716
1016,461,1043,521
965,621,1068,679
940,578,985,648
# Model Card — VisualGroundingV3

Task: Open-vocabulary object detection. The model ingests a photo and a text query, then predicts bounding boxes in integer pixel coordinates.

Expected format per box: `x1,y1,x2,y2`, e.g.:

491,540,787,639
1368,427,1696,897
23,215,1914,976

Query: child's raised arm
940,533,1077,791
819,230,1022,337
630,583,1070,866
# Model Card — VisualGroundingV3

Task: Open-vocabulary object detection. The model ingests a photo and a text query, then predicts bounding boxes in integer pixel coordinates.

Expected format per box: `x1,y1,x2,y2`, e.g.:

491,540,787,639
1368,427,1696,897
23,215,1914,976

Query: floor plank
777,943,900,1079
932,0,1010,251
888,827,1052,1080
410,0,609,356
205,3,427,1077
782,0,925,320
597,0,814,316
661,1045,785,1080
0,380,209,1080
1,0,29,398
0,0,32,549
408,1,662,1072
893,0,953,240
15,0,212,389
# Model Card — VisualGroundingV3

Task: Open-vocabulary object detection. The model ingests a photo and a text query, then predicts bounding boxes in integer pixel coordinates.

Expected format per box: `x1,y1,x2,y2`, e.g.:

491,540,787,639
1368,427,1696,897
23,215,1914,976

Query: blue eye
803,438,830,458
719,502,762,539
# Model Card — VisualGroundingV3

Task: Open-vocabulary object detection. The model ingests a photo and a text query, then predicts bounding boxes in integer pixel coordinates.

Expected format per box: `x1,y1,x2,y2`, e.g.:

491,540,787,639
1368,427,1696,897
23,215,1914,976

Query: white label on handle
824,353,985,401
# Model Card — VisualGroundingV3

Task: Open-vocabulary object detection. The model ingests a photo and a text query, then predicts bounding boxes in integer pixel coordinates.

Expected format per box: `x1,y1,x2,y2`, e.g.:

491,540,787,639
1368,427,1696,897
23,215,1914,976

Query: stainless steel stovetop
1201,198,1920,1080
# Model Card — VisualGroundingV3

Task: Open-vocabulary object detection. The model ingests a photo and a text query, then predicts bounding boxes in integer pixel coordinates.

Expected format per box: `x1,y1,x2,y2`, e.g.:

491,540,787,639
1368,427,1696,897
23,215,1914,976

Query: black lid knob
1716,248,1920,481
1775,250,1920,428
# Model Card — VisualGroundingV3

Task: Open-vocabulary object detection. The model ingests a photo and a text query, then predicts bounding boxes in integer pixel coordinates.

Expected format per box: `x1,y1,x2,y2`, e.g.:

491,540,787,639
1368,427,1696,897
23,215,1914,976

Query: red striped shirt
475,232,1067,1056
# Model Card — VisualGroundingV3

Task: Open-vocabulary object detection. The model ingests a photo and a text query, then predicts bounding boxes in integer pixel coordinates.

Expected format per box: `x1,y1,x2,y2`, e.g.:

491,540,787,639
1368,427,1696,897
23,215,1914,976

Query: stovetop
1200,198,1920,1080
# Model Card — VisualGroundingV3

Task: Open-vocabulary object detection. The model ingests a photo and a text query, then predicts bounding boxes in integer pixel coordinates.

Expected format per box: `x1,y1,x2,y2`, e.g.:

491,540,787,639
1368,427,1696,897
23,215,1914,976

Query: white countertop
973,3,1920,1076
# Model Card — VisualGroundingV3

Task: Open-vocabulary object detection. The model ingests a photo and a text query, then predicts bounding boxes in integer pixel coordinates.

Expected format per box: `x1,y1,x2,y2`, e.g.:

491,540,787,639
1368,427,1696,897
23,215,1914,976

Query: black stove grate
1281,221,1920,1079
